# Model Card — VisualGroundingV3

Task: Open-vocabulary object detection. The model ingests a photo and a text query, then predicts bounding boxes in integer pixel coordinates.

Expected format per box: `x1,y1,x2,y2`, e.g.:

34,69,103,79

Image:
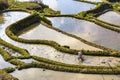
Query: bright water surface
48,17,120,50
98,11,120,27
0,55,15,69
19,24,101,51
18,0,96,14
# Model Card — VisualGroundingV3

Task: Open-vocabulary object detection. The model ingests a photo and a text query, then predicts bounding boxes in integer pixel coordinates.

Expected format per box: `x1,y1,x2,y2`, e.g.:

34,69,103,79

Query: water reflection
0,11,119,69
98,11,120,27
42,0,96,14
19,24,101,50
0,55,15,69
0,12,30,37
17,0,95,14
0,12,79,64
19,58,37,63
48,17,120,50
11,68,120,80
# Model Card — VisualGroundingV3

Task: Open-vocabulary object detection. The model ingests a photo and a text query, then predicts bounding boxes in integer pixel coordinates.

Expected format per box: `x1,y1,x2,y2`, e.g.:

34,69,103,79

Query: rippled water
48,17,120,50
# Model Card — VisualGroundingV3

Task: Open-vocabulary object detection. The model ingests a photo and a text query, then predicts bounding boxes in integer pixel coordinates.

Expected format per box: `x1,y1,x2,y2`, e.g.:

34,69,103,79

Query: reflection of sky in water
0,55,15,69
98,11,120,26
42,0,95,14
48,17,120,50
0,12,30,35
19,24,100,51
19,58,36,63
17,0,95,14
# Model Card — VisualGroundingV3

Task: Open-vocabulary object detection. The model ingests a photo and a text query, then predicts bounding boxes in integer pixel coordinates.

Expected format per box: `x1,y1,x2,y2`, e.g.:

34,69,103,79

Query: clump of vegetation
17,61,120,74
3,67,15,73
0,0,8,10
0,14,5,24
43,8,60,15
8,0,41,10
0,70,18,80
107,0,120,2
9,14,40,34
9,59,25,66
0,48,14,61
0,39,30,57
85,2,113,17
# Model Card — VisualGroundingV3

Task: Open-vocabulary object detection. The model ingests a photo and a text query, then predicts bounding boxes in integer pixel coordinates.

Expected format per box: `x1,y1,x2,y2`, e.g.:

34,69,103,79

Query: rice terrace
0,0,120,80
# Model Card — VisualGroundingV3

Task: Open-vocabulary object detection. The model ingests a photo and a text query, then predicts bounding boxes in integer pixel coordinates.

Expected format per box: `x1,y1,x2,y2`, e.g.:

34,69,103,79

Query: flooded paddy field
18,0,96,14
48,17,120,50
98,11,120,27
19,24,100,51
0,55,15,69
11,68,120,80
0,0,120,80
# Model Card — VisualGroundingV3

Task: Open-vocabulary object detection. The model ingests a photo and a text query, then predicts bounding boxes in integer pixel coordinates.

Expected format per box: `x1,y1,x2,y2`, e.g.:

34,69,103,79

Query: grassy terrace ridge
0,0,120,76
75,0,99,5
0,39,30,57
32,56,115,69
18,61,120,74
45,14,120,33
0,69,18,80
0,48,15,61
0,41,120,74
92,16,120,29
5,12,120,57
8,0,44,10
41,17,116,51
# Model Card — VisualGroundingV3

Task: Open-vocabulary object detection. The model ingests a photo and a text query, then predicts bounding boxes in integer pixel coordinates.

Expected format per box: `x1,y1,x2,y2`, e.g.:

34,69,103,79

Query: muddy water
19,24,101,51
48,17,120,50
11,68,120,80
0,55,15,69
98,11,120,26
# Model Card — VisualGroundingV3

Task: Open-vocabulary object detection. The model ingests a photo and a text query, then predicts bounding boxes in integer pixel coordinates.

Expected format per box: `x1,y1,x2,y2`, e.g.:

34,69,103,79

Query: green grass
0,69,18,80
0,48,14,61
8,0,42,10
0,39,30,57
